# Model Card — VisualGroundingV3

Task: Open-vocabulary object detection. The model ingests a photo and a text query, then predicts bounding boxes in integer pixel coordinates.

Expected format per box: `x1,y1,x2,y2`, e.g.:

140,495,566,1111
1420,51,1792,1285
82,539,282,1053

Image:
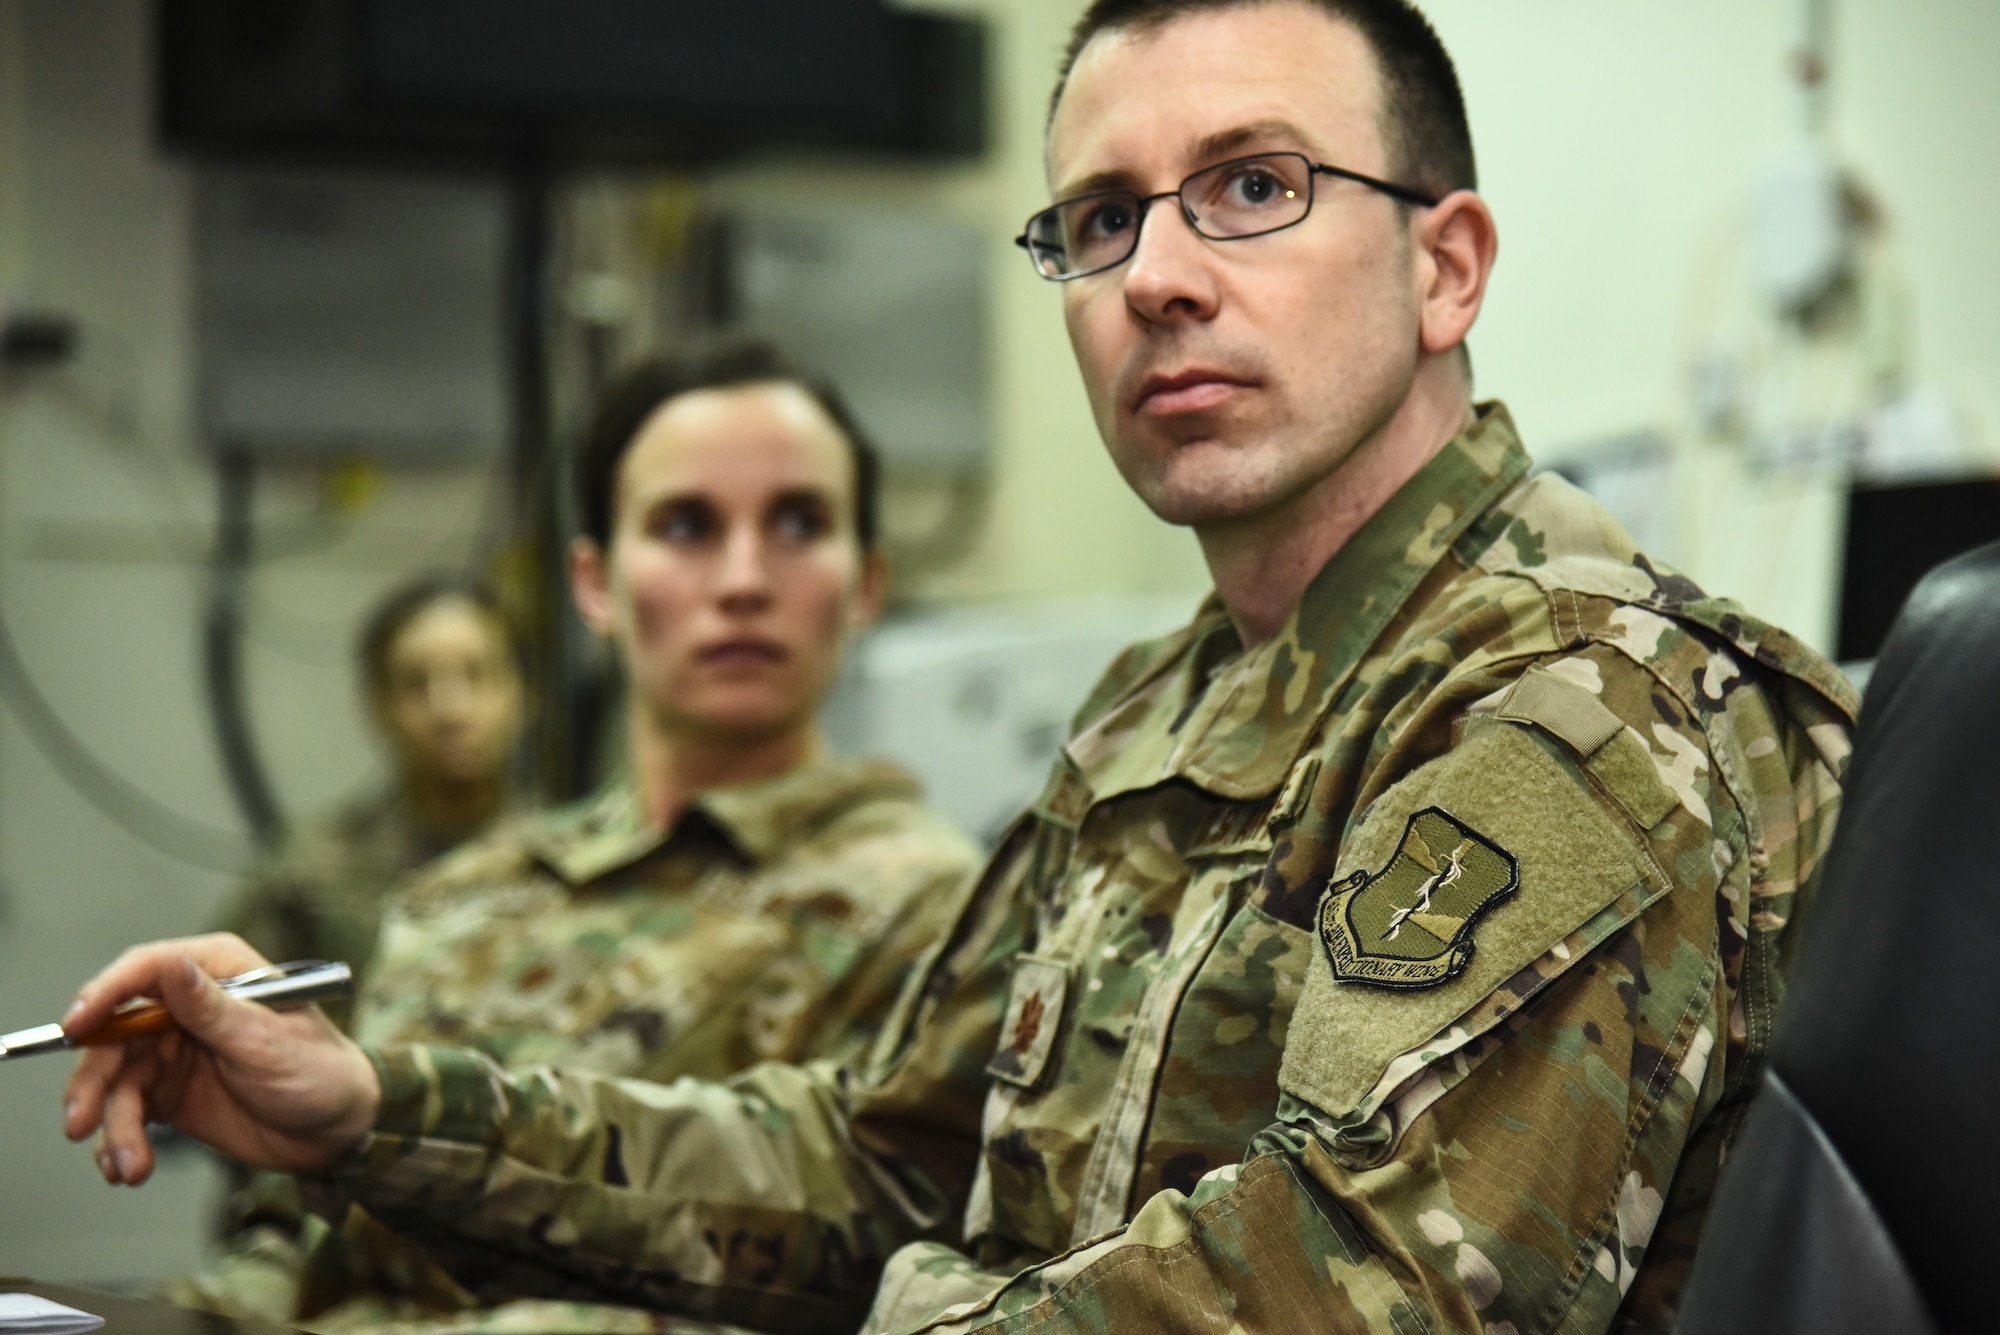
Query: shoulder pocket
1280,719,1665,1121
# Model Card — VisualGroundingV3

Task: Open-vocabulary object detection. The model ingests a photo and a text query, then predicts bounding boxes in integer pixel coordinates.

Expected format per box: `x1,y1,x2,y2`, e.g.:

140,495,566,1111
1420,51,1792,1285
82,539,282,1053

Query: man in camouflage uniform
65,3,1857,1332
175,755,977,1331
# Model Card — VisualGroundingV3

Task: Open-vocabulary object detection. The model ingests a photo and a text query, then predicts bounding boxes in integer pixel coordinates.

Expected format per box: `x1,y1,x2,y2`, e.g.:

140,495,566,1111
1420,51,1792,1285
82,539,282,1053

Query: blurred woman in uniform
175,340,980,1333
213,577,526,1030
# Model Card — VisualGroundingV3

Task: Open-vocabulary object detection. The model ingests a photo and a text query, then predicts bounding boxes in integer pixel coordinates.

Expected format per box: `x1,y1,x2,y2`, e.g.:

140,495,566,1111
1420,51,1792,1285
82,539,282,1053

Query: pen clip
209,959,351,1010
221,960,333,990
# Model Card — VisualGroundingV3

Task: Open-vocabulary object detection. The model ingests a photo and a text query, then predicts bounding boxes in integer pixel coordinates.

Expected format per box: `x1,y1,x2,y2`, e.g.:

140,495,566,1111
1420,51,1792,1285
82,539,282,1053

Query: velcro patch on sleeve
1496,667,1623,756
1280,720,1662,1119
1496,665,1680,830
1586,728,1680,830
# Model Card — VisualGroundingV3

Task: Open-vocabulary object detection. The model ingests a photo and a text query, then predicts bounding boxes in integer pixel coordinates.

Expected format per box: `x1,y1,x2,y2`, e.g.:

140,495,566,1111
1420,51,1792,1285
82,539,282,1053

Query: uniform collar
339,783,516,867
1066,403,1531,803
528,754,924,886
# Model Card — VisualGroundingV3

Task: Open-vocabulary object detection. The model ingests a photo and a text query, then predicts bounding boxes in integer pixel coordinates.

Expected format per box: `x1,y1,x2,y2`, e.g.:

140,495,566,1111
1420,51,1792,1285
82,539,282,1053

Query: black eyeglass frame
1014,151,1441,282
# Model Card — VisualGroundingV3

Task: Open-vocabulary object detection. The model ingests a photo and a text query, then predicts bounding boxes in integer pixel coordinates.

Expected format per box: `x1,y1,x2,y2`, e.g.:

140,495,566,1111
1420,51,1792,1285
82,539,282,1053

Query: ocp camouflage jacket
337,405,1857,1335
173,758,979,1332
354,757,982,1079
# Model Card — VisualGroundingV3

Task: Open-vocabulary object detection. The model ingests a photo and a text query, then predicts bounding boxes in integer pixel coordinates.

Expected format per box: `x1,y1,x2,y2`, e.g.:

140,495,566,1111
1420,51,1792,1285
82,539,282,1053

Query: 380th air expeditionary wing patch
1318,807,1520,989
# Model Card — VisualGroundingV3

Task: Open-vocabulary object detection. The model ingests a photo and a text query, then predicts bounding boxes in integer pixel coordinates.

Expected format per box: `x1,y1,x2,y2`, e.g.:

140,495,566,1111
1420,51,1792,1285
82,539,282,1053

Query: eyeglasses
1015,151,1439,282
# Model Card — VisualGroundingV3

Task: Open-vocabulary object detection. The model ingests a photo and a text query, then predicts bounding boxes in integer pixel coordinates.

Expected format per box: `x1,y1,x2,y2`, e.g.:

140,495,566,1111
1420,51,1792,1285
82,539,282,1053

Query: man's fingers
97,1060,157,1186
64,934,268,1040
63,1044,128,1141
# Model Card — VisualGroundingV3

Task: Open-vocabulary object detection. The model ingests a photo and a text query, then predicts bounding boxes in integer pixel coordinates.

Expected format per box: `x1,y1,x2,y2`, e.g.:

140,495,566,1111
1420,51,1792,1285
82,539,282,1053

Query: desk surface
0,1282,296,1335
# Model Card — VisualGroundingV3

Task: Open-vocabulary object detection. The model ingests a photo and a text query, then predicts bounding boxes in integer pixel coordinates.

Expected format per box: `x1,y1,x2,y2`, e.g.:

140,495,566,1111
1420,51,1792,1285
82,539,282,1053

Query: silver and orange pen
0,960,351,1061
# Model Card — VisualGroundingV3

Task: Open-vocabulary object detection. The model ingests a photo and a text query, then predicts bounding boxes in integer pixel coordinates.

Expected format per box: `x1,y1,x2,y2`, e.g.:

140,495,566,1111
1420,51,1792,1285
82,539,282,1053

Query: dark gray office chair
1675,541,2000,1335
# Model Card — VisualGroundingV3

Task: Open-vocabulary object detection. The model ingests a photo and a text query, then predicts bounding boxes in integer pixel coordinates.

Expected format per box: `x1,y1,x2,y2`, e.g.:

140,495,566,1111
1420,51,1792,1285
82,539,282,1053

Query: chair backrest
1676,541,2000,1335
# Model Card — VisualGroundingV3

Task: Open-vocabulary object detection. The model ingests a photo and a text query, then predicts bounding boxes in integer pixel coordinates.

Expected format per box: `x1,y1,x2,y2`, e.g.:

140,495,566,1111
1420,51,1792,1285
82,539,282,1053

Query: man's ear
1414,189,1498,358
852,550,889,633
568,537,616,635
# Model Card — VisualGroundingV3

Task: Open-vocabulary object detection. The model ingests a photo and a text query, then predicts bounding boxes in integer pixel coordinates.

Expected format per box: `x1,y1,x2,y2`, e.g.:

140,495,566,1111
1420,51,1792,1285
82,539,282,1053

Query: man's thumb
161,954,237,1040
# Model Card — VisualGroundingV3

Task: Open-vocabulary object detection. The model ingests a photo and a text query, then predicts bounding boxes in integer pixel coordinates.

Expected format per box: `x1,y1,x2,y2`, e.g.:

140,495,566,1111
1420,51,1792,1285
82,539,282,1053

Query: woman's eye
772,498,833,544
653,501,717,544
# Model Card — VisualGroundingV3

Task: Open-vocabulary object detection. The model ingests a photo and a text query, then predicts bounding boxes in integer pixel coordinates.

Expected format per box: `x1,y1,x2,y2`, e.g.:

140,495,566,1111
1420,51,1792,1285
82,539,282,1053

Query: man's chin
1125,456,1290,529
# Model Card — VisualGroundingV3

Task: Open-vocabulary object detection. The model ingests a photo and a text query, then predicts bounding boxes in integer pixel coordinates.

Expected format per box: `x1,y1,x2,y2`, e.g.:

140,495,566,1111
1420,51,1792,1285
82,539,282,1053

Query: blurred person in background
212,576,527,1033
168,340,982,1333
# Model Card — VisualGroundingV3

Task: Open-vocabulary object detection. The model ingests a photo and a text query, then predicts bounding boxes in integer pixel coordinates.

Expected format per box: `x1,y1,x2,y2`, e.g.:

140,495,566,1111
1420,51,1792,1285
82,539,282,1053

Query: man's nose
1121,196,1219,323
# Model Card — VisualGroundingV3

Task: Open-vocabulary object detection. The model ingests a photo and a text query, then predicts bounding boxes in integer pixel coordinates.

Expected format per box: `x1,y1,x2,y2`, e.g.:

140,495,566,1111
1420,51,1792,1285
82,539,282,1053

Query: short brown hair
574,341,882,552
1051,0,1476,201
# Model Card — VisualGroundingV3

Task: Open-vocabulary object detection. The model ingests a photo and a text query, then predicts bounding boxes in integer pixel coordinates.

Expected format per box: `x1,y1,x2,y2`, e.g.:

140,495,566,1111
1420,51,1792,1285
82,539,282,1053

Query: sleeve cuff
332,1043,509,1214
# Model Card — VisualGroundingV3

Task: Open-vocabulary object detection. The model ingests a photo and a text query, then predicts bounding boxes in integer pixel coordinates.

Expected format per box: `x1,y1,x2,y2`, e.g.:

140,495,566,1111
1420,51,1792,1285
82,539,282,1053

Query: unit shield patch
1318,807,1520,989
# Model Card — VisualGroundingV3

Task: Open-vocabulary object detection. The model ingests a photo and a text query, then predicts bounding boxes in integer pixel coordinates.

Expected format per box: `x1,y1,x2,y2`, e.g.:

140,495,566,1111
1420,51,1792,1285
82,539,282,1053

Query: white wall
0,0,500,1284
1423,0,2000,652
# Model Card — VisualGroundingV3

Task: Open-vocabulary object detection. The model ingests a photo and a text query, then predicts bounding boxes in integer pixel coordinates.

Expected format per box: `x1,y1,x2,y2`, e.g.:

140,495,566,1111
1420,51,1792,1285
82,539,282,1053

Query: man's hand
61,933,382,1185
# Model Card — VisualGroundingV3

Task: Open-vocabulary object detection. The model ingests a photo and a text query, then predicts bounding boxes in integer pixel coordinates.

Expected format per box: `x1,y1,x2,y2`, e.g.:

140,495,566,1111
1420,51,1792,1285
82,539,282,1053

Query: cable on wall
0,594,248,872
203,448,285,847
0,309,252,871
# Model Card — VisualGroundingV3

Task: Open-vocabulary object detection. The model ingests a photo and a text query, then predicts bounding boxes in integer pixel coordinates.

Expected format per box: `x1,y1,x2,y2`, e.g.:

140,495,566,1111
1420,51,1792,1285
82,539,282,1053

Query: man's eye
1075,198,1135,242
772,498,833,544
1223,167,1287,207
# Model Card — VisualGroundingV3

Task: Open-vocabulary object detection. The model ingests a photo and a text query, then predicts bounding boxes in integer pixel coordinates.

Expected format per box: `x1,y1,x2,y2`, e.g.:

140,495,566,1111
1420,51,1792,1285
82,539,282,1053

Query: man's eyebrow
1051,119,1323,200
1191,119,1319,163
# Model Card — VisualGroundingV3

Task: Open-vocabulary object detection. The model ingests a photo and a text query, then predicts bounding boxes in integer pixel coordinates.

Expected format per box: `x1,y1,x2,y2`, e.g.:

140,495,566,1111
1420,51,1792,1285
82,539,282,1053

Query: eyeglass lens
1025,154,1316,279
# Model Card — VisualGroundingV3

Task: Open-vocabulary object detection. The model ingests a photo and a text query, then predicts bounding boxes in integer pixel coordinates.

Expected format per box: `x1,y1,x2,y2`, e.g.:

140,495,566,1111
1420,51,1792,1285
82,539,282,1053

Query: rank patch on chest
1318,807,1519,990
986,953,1070,1089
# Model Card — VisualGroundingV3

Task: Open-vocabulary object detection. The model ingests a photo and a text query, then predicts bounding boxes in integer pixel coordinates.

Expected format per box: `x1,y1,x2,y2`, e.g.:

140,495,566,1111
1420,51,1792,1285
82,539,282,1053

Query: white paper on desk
0,1295,104,1335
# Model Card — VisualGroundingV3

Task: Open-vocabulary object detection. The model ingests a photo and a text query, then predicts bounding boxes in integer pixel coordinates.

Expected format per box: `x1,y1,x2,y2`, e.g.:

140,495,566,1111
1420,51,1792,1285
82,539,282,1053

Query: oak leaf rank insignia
1318,807,1519,989
987,953,1070,1088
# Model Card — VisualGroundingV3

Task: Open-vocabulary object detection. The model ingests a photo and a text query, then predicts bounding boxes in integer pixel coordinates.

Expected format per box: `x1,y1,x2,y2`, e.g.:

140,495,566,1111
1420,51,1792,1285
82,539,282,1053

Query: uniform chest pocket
986,952,1071,1090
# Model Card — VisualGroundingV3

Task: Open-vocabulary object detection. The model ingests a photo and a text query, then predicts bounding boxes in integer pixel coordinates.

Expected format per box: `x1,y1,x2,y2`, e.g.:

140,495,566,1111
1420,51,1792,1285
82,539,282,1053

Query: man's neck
1199,362,1474,645
629,707,820,831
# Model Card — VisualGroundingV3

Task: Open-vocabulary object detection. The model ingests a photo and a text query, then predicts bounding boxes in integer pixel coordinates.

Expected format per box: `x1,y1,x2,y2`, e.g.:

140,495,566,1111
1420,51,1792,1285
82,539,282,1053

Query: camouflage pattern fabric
213,786,487,1032
170,757,980,1335
352,756,980,1081
331,404,1857,1335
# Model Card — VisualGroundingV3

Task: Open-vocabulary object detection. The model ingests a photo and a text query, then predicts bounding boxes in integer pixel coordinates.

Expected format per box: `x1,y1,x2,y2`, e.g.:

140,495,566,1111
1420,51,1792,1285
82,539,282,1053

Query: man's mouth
1131,368,1256,417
